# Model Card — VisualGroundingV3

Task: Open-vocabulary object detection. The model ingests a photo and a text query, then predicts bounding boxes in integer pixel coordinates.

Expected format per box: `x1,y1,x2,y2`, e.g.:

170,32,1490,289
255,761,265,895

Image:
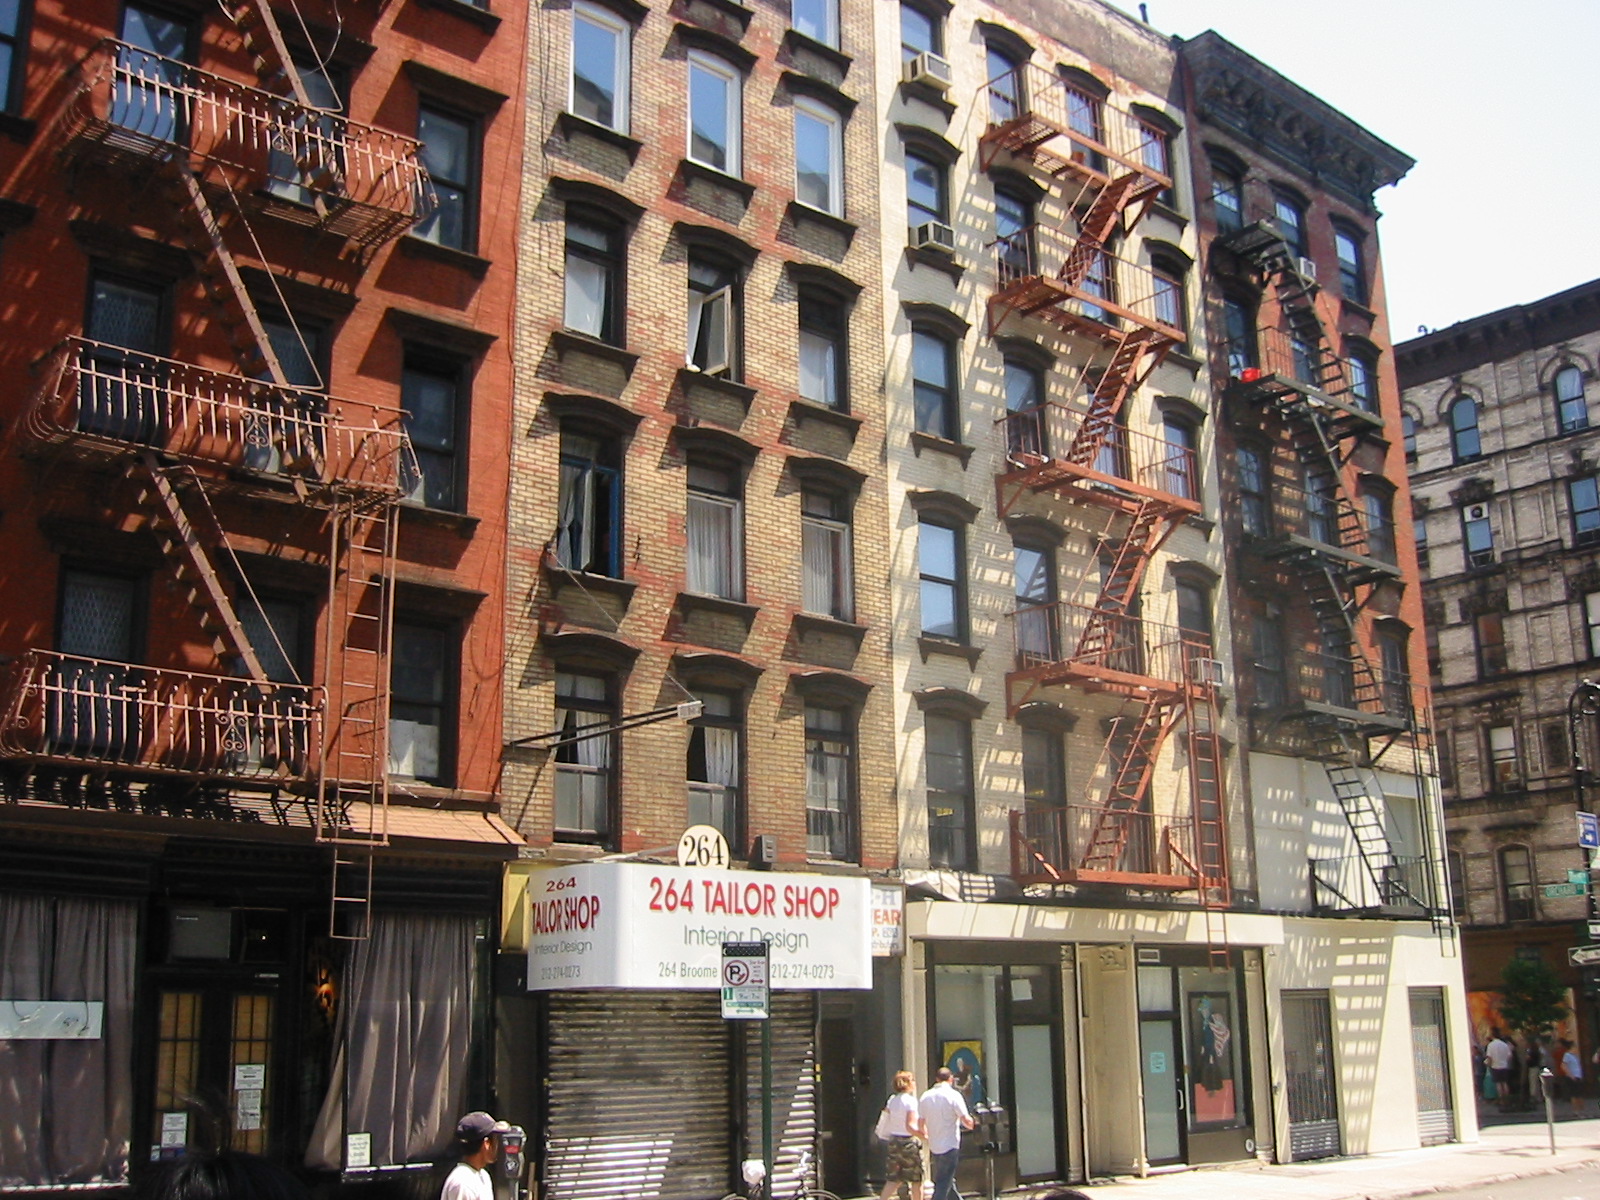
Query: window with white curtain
389,621,451,784
801,488,853,621
687,254,739,377
806,704,854,860
687,689,741,843
798,290,846,409
686,460,743,599
554,671,614,840
556,428,622,577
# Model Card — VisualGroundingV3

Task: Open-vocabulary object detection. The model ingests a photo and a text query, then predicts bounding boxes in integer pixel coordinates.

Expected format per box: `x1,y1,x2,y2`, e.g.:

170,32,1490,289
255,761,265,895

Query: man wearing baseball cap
441,1112,503,1200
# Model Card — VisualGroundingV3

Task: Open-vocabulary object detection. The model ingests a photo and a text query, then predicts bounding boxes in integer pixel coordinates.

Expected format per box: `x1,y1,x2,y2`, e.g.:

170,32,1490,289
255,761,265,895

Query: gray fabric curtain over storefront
0,894,136,1188
306,913,477,1170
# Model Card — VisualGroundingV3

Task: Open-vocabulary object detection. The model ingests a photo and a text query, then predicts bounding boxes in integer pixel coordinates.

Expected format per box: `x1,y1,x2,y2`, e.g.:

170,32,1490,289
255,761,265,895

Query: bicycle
717,1147,842,1200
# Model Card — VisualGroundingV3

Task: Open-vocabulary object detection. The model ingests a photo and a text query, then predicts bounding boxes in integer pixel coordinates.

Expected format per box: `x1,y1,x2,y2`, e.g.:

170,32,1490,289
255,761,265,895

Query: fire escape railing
1009,606,1211,689
1000,406,1198,505
988,226,1186,342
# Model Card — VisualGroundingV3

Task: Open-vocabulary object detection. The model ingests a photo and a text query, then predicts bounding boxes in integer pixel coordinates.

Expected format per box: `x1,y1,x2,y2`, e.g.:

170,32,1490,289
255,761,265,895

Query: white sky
1153,0,1600,338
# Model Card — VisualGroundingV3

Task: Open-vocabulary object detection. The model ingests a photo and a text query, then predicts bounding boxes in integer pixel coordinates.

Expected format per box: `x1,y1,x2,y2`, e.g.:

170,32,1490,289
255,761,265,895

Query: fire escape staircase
1310,726,1432,917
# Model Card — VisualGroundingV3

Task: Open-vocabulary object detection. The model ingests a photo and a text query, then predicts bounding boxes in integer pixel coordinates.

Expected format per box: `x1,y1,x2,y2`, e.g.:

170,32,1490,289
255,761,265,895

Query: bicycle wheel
799,1190,843,1200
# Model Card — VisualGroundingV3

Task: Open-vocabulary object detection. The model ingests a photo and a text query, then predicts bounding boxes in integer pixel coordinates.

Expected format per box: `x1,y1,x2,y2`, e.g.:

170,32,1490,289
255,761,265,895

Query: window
1587,592,1600,658
554,671,614,841
389,621,452,784
1542,721,1569,779
1447,850,1466,919
1499,845,1534,920
83,272,166,443
1488,724,1520,791
239,595,304,684
924,714,973,869
556,429,622,576
905,151,948,231
564,213,625,344
986,45,1023,124
1448,395,1480,461
1003,357,1046,458
994,188,1035,280
899,1,941,61
571,0,631,131
1251,614,1286,708
266,60,344,207
1063,84,1104,170
918,519,964,641
1161,415,1196,500
911,325,957,440
1333,225,1365,304
399,352,462,510
1346,347,1378,412
1152,260,1185,334
1137,121,1173,205
798,291,846,409
1079,246,1115,325
1236,445,1270,537
1402,412,1418,461
1305,468,1336,546
1223,295,1256,374
1363,487,1395,564
801,488,853,621
1021,726,1066,811
114,5,191,142
1571,476,1600,547
806,705,854,860
0,0,26,113
1557,365,1589,435
687,690,741,844
1414,513,1429,572
1175,579,1213,654
1272,190,1307,257
1462,504,1493,566
793,97,843,216
1378,626,1409,717
686,254,740,377
414,105,476,251
1013,543,1057,664
1210,164,1243,234
791,0,838,47
687,51,741,175
686,460,743,599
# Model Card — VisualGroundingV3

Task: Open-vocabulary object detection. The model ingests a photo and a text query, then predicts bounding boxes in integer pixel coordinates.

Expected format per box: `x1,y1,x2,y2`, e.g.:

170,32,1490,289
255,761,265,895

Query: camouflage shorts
885,1136,924,1183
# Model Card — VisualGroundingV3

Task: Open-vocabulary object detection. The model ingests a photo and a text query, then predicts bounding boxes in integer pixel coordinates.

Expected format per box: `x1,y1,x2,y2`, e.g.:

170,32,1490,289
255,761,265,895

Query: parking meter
495,1126,526,1181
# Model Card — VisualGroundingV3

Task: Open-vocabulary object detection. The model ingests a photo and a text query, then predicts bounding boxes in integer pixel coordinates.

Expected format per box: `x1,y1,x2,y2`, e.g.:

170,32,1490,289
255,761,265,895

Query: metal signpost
1571,679,1600,1058
722,941,772,1198
1569,945,1600,968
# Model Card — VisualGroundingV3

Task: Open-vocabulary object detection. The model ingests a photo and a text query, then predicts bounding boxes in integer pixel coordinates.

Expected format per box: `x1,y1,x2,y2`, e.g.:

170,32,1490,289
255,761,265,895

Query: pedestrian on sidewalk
1558,1039,1585,1115
1527,1036,1548,1104
919,1067,975,1200
442,1112,503,1200
877,1070,926,1200
1485,1029,1515,1110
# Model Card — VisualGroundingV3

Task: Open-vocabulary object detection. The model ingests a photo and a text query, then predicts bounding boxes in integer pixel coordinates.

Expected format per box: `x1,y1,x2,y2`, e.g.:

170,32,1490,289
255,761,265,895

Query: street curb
1340,1156,1600,1200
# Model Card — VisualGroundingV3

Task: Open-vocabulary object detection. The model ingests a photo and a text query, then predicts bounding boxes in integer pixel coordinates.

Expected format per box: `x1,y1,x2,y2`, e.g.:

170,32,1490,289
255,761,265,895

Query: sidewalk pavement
908,1116,1600,1200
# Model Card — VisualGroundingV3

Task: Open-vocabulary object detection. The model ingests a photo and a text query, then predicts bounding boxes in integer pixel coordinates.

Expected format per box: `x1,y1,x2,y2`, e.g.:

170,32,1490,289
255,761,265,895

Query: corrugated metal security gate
1409,988,1455,1145
743,992,817,1200
1282,991,1341,1161
544,992,731,1200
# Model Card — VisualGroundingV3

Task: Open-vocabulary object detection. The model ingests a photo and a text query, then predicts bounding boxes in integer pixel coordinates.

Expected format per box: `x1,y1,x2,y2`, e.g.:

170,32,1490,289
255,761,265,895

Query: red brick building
0,0,523,1187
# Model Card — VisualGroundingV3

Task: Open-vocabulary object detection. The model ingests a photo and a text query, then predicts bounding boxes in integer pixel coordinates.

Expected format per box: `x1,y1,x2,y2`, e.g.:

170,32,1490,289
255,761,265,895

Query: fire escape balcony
979,63,1170,202
1310,851,1438,918
1010,804,1204,891
1243,478,1402,585
987,226,1186,345
54,39,434,247
1253,651,1415,738
1223,328,1383,438
1000,405,1200,515
0,649,319,786
1009,604,1215,699
20,337,411,502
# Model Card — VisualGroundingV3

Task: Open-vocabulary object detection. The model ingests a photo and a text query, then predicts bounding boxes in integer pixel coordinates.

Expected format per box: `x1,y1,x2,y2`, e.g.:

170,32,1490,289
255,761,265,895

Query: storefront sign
526,862,871,990
0,1000,104,1039
871,883,904,957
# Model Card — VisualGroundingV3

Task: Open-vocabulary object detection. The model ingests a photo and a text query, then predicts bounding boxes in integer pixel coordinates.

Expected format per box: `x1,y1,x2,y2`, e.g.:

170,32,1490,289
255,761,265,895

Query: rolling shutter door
744,992,817,1200
544,992,731,1200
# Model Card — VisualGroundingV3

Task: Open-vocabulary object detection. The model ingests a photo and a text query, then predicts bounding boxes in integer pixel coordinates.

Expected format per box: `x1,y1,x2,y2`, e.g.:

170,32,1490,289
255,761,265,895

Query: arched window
1556,364,1588,434
1448,394,1480,461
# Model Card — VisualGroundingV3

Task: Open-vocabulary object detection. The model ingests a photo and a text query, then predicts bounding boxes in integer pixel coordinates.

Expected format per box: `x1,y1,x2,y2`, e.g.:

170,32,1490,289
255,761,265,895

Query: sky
1153,0,1600,341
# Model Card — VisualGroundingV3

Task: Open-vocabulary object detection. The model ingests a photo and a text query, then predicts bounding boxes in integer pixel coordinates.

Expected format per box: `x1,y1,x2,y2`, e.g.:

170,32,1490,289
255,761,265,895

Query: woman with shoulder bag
877,1071,926,1200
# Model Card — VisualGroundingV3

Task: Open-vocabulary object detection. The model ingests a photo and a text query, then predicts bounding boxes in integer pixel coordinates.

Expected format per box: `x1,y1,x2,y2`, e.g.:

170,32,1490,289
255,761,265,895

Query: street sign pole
1569,679,1600,1064
722,941,772,1199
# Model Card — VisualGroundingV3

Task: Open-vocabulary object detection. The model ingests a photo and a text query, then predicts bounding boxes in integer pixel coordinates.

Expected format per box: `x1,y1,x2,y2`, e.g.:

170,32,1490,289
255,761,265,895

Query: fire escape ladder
1303,562,1383,712
1075,499,1171,663
1187,684,1231,965
1064,328,1169,469
1317,726,1410,908
221,1,312,107
316,500,397,941
130,450,269,683
1057,173,1143,290
1079,695,1184,872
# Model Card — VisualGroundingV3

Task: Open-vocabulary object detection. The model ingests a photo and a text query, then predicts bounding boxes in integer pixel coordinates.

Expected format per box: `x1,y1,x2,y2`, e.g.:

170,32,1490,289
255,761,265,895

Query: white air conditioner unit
902,51,953,91
1294,255,1318,281
1464,502,1490,523
911,220,955,252
1191,657,1225,687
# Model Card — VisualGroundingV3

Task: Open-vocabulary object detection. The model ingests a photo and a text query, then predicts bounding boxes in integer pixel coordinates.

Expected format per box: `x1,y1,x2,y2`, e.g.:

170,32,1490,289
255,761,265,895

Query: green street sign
1571,869,1591,888
1545,882,1587,899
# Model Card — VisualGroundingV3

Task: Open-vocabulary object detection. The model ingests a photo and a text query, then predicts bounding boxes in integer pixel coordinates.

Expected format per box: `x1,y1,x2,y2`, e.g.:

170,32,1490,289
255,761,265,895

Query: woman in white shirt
878,1071,925,1200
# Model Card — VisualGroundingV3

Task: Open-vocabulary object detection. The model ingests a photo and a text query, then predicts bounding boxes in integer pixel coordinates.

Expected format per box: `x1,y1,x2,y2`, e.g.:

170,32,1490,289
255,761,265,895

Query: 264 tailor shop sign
526,862,871,991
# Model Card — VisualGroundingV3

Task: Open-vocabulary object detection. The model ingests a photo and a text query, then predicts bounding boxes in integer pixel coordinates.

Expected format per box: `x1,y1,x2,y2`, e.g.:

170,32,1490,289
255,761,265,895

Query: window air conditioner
903,51,953,91
1191,657,1225,686
1294,256,1318,282
911,220,956,253
1464,502,1489,523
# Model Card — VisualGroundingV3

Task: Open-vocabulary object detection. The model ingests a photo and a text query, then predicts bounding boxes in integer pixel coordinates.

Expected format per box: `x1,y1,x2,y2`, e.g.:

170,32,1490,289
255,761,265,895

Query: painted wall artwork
941,1039,986,1107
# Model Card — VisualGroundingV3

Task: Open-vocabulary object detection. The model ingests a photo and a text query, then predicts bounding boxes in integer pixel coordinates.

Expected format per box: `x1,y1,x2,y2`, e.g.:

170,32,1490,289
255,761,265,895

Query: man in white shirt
442,1111,502,1200
1485,1030,1514,1109
918,1067,974,1200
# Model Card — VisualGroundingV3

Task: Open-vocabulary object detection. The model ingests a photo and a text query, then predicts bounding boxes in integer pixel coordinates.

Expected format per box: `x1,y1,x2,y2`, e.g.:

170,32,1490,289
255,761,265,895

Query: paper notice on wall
161,1112,188,1148
346,1133,372,1170
236,1090,263,1131
0,1000,104,1039
233,1063,266,1090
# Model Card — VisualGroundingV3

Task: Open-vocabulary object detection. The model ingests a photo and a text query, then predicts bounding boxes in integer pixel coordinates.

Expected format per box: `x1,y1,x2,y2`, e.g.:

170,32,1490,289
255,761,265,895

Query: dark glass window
1571,476,1600,547
390,621,452,784
806,704,854,860
556,429,622,576
1448,395,1480,461
994,189,1034,280
1273,190,1307,257
1013,542,1056,664
1223,295,1256,374
798,291,846,409
687,689,741,844
1500,845,1533,920
1402,412,1418,461
1346,348,1378,412
1210,166,1243,234
1557,365,1588,434
918,519,964,640
415,106,476,251
900,2,940,60
554,671,615,841
1475,612,1506,679
0,0,27,113
1236,444,1269,537
924,714,973,869
906,151,947,228
399,353,462,511
911,325,956,439
1333,225,1365,303
1021,727,1066,810
986,45,1023,124
1251,615,1285,708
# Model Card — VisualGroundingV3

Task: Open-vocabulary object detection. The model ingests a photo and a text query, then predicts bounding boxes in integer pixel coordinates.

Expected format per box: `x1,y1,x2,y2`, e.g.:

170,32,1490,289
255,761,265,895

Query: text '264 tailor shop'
514,863,875,1200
